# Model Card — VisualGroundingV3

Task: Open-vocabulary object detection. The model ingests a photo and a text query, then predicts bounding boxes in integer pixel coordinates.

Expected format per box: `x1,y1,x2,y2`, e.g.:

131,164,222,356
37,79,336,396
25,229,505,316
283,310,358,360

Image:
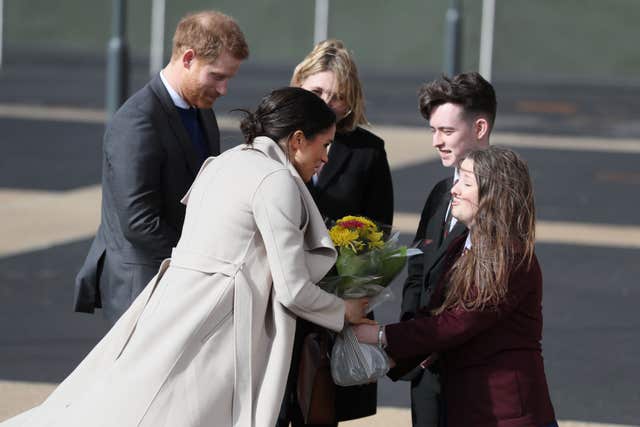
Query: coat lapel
422,233,467,309
294,176,338,282
418,175,468,308
433,182,453,247
315,141,351,190
425,217,467,275
419,177,453,260
435,222,467,264
248,137,337,279
149,74,201,176
197,108,221,156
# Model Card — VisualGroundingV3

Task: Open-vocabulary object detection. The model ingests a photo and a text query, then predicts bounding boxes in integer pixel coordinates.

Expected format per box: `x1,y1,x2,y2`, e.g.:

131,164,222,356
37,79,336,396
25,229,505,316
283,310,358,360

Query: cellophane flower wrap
319,215,419,311
320,215,421,386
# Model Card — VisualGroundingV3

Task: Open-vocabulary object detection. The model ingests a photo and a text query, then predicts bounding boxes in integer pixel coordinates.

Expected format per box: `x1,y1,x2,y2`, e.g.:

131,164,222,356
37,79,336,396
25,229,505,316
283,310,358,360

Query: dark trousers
410,368,441,427
276,397,336,427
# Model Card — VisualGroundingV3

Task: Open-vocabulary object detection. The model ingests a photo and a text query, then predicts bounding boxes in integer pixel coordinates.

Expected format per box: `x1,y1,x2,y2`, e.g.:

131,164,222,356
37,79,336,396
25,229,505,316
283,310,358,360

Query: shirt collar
445,167,461,232
464,233,472,250
159,70,191,109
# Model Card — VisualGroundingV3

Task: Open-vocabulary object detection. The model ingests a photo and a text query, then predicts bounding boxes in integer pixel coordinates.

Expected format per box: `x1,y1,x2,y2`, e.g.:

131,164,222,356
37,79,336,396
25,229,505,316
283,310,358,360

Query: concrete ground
0,105,640,426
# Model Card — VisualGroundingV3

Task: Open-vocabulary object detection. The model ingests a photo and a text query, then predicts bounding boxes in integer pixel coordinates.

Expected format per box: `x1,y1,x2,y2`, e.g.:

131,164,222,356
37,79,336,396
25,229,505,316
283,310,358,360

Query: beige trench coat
2,137,345,427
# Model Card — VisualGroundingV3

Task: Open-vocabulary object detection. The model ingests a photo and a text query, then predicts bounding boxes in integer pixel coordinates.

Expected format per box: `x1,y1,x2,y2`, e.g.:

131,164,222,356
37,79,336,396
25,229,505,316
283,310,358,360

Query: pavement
0,57,639,426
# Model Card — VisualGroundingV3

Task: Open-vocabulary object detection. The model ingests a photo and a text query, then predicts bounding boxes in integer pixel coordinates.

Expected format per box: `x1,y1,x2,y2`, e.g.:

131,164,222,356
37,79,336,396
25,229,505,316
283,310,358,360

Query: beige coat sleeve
252,169,345,332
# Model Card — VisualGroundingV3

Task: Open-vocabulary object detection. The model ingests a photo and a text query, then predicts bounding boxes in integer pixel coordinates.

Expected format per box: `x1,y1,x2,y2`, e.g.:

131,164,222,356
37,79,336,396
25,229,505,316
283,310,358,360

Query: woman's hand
352,323,379,345
344,298,377,325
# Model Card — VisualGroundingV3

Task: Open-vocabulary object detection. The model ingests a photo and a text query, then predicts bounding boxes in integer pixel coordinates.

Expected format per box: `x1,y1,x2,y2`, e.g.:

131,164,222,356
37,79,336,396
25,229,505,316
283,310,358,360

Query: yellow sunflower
329,226,360,248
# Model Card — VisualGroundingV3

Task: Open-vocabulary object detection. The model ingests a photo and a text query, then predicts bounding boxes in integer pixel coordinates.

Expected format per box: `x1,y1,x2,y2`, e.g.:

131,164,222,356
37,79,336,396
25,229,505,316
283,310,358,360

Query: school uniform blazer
386,236,556,427
74,74,220,323
401,176,467,320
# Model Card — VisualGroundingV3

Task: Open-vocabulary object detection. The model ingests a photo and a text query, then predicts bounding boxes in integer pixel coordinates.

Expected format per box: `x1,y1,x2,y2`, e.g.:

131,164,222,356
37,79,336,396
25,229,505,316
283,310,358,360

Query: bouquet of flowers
319,215,422,386
319,215,420,311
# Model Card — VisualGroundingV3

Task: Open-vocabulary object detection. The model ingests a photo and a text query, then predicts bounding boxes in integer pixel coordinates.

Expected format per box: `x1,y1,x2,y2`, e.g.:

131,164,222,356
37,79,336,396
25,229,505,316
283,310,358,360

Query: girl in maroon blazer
355,147,557,427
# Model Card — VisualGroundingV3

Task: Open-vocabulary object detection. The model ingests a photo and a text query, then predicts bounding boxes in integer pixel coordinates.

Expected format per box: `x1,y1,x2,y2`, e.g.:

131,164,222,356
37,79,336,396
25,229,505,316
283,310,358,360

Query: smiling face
299,71,351,121
429,102,486,168
450,158,479,226
289,125,336,182
181,49,242,108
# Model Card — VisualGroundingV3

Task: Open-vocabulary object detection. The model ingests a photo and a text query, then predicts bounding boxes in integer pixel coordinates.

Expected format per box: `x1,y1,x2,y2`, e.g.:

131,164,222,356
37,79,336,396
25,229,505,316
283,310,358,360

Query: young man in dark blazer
400,72,496,427
74,11,248,325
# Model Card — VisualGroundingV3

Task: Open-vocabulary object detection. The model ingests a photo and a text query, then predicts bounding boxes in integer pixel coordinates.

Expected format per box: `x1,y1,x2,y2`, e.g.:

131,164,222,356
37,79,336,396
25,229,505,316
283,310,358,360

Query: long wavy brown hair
434,146,536,314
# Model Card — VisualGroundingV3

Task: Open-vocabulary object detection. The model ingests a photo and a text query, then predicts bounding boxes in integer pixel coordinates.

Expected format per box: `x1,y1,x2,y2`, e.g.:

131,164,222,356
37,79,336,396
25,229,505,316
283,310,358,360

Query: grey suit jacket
74,74,220,323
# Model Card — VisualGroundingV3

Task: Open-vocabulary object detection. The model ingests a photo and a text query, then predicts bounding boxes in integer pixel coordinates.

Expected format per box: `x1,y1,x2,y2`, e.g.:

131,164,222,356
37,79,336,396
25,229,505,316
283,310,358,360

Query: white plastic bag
330,325,390,386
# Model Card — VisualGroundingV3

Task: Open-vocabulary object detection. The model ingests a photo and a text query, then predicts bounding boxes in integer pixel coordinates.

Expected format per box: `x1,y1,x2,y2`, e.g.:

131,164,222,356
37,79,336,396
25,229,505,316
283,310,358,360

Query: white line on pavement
1,187,638,259
1,103,640,162
0,103,105,123
0,185,101,258
1,104,639,257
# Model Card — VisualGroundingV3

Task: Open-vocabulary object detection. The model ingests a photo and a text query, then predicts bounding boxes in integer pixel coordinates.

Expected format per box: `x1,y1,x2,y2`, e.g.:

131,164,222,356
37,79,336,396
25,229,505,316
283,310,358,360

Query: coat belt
170,247,253,426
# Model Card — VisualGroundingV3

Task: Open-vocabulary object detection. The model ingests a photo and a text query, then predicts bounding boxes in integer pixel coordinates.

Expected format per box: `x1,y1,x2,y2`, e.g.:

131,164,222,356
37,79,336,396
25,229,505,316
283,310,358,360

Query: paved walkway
1,103,638,426
1,379,636,427
1,104,639,258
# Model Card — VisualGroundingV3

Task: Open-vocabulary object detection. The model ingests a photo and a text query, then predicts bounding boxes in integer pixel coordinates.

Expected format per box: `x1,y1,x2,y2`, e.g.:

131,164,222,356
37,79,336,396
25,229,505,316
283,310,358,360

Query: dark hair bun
238,110,263,144
236,87,335,147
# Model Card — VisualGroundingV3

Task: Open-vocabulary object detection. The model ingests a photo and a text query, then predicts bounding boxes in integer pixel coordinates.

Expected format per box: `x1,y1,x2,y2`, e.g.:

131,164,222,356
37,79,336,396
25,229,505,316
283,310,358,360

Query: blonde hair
434,147,536,314
291,39,367,132
171,10,249,62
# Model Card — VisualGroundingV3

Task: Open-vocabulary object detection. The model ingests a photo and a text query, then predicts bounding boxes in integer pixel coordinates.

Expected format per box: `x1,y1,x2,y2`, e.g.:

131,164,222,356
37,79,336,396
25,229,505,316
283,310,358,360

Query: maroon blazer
386,237,556,427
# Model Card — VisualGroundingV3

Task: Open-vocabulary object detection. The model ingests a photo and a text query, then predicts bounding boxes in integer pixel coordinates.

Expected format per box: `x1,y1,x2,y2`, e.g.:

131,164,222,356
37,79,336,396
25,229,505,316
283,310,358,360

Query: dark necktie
443,201,453,240
176,107,209,164
443,178,459,240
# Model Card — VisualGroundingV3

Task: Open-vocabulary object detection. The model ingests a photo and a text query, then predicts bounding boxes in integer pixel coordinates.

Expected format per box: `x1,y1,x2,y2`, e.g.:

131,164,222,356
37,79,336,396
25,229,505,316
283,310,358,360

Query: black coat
279,127,393,425
308,126,394,227
401,176,467,320
73,74,220,324
398,175,467,427
312,126,393,421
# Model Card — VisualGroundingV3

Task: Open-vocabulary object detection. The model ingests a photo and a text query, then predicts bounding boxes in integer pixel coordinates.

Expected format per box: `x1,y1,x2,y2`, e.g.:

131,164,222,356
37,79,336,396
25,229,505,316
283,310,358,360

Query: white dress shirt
444,168,460,233
159,70,190,108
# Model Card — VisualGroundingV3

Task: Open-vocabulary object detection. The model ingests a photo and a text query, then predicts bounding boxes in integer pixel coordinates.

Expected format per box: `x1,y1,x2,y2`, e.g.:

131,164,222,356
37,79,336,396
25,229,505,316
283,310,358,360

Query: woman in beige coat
2,87,372,427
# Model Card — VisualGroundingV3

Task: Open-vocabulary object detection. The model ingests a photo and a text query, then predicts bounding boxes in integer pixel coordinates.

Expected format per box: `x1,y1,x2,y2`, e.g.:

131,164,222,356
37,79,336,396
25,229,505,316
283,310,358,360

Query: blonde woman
276,40,394,427
291,39,393,228
355,147,558,427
